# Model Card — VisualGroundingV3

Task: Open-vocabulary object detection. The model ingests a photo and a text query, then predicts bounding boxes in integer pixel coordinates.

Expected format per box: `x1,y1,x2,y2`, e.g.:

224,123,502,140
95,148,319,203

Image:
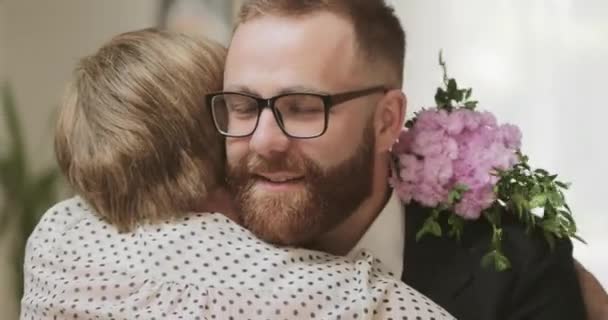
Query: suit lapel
402,203,475,304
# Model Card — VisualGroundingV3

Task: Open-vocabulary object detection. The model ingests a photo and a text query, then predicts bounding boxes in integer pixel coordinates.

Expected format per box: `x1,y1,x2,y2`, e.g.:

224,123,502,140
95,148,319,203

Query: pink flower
398,154,421,183
445,111,466,135
391,107,522,219
479,111,498,127
411,129,445,156
422,157,453,186
459,109,482,131
416,109,449,130
392,129,413,154
499,124,522,150
454,185,495,219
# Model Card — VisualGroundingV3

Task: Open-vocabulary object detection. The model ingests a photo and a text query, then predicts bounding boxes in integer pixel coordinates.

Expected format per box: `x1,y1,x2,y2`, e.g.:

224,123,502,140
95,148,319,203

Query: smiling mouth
254,174,305,184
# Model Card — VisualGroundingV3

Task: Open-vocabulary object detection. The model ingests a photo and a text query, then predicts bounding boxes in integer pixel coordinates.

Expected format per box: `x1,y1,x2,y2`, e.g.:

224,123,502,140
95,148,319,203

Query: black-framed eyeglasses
205,86,387,139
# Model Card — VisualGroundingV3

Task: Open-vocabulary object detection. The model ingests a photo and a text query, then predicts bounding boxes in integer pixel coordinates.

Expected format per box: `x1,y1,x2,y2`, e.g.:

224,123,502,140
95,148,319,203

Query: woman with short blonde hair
55,28,227,231
21,28,453,319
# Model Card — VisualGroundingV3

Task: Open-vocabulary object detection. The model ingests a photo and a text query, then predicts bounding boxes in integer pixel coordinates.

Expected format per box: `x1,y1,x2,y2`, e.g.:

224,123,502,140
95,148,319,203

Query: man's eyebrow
224,85,331,97
276,86,330,96
223,85,261,97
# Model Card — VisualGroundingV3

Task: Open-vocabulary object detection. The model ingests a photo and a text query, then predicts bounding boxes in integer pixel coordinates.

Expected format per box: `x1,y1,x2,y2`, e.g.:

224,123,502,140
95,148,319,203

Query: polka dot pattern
21,197,454,319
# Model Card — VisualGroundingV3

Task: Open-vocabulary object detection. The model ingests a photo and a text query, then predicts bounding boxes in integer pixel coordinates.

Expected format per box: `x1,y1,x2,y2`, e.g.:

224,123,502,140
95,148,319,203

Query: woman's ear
374,89,406,153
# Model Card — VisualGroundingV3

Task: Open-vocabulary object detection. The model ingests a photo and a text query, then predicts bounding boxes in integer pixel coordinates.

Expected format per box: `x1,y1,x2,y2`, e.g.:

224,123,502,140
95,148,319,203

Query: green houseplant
0,84,61,299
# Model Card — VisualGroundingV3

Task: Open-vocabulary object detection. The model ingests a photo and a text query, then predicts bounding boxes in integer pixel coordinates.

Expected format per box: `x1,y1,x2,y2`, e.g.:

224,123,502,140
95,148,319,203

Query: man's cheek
226,140,247,165
299,143,353,170
305,122,361,163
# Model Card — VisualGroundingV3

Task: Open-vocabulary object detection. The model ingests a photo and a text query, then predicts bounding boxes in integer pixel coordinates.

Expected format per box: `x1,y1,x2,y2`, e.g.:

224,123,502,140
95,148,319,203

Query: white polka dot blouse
21,197,455,320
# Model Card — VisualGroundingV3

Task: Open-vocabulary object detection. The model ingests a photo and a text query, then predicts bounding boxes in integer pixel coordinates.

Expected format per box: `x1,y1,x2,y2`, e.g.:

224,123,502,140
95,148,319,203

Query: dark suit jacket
402,202,587,320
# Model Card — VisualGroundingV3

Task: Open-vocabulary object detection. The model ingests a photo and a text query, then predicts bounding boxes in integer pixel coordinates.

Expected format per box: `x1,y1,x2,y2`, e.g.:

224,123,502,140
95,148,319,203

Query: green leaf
454,183,469,193
447,79,458,93
555,215,577,239
530,184,542,196
484,207,501,226
494,252,512,271
415,228,427,242
429,220,442,237
572,234,587,245
544,231,556,251
416,216,443,241
491,226,504,248
24,168,60,232
541,218,560,234
435,88,449,106
511,193,526,217
481,250,512,271
455,89,464,102
559,211,577,233
464,101,478,109
524,212,536,233
0,85,30,239
447,191,460,205
465,88,472,99
547,191,564,207
529,194,547,208
0,202,14,235
447,214,465,241
0,83,61,299
481,251,495,269
447,184,468,205
438,50,449,85
1,84,27,185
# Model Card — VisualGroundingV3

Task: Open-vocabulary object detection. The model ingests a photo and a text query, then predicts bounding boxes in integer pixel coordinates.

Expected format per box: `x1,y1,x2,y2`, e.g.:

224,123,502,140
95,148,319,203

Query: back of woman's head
55,28,226,231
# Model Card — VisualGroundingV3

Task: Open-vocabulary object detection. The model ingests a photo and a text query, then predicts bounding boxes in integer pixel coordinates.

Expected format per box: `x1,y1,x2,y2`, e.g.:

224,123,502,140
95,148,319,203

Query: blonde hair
55,28,226,232
238,0,406,85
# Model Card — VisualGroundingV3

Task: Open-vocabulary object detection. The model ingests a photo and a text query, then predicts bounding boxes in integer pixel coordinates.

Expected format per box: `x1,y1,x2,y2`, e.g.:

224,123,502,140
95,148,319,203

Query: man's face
224,13,382,245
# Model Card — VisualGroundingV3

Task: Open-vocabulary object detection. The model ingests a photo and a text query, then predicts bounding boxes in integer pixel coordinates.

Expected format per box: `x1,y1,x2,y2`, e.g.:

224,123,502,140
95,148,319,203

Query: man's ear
374,89,406,153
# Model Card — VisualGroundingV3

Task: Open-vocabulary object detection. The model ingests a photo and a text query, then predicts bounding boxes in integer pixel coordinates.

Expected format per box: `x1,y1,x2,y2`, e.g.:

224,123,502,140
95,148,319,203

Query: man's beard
226,125,375,246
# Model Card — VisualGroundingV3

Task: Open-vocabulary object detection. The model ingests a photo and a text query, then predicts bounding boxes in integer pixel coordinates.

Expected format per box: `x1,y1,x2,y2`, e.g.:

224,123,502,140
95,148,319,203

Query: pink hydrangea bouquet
390,52,583,271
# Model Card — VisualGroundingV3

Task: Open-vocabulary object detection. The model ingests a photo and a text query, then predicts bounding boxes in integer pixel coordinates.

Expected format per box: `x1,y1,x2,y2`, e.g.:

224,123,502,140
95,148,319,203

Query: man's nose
249,109,290,158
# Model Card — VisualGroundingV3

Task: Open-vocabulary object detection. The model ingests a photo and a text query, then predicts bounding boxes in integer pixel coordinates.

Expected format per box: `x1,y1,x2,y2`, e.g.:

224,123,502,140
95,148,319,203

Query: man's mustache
239,154,309,177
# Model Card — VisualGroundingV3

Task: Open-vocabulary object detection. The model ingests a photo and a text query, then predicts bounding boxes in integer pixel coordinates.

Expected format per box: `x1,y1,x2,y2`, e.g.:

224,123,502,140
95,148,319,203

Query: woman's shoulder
29,196,98,242
24,197,109,280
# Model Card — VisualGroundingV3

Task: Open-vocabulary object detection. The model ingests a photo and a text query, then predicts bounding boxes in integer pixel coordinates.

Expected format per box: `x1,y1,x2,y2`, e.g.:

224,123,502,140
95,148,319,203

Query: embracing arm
19,200,210,319
506,236,587,320
575,260,608,320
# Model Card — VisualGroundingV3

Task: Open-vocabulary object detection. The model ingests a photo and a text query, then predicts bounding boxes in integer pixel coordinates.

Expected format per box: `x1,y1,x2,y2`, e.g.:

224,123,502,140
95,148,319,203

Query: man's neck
308,176,392,256
195,187,241,224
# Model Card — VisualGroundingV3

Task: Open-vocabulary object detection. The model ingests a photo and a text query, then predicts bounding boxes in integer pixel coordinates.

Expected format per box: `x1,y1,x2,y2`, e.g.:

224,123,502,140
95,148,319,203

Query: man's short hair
237,0,406,85
55,29,226,231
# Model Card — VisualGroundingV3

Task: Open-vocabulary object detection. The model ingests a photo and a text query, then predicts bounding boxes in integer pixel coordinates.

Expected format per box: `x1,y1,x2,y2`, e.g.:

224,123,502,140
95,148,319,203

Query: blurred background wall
0,2,5,82
0,1,161,318
1,0,606,318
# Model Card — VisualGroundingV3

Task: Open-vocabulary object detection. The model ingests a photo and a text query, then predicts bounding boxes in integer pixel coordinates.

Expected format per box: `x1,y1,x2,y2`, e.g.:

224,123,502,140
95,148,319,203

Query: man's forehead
224,13,363,95
223,84,331,97
230,12,355,46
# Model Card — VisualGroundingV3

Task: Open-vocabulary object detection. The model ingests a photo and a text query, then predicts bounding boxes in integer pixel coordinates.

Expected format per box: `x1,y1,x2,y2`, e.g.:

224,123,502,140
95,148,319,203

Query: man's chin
243,214,319,246
239,194,322,246
250,179,306,194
